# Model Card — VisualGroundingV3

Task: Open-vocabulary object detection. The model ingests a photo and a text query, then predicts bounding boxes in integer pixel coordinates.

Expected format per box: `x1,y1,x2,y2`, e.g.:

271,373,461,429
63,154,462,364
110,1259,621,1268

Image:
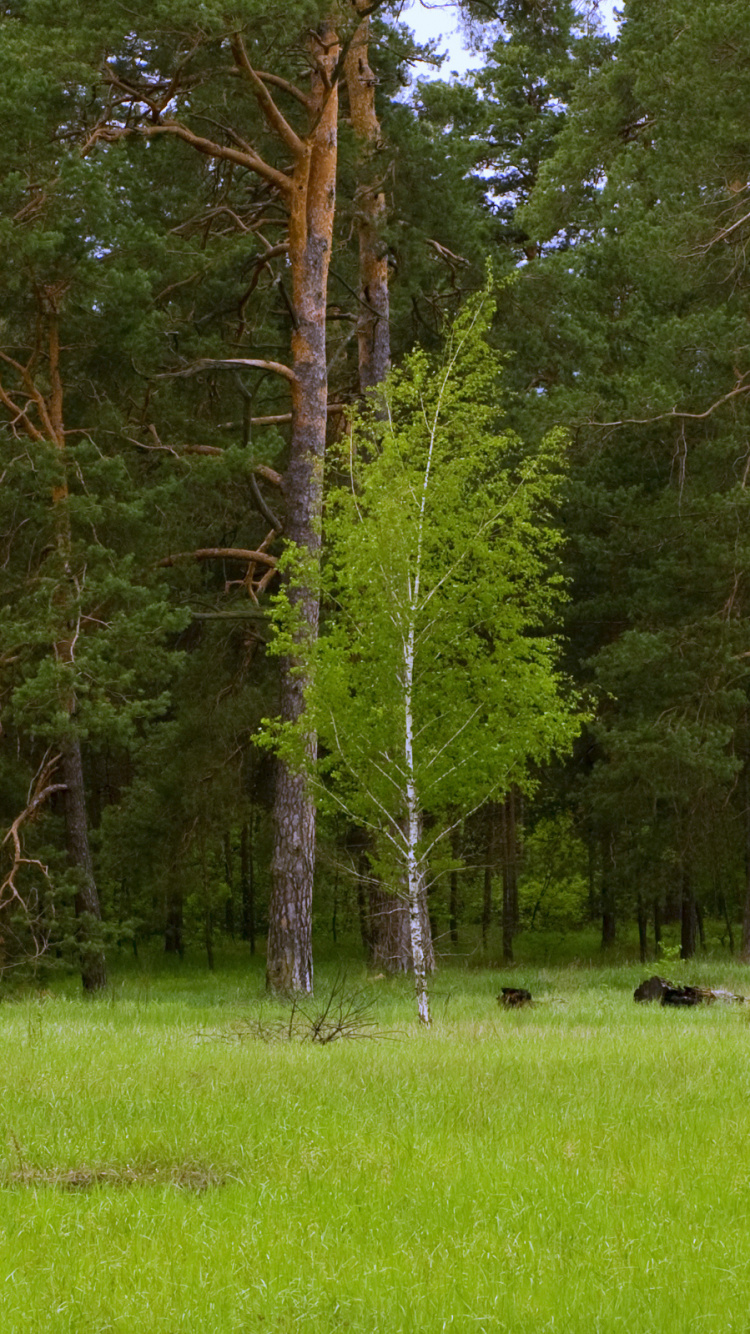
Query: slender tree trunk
344,4,390,394
240,821,255,955
482,813,494,952
223,833,235,939
351,828,373,955
357,867,372,956
266,21,340,995
637,892,648,964
653,898,662,951
331,857,339,943
449,867,459,946
60,735,107,992
512,789,522,930
600,837,616,948
405,811,431,1026
720,893,735,953
680,865,697,960
741,746,750,960
448,821,461,946
587,834,597,922
696,898,706,951
164,879,184,957
502,791,518,964
403,611,433,1023
204,909,215,971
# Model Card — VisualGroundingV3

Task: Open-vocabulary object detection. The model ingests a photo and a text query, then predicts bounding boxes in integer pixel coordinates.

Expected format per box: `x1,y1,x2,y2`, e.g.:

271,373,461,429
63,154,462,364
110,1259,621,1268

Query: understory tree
270,293,578,1021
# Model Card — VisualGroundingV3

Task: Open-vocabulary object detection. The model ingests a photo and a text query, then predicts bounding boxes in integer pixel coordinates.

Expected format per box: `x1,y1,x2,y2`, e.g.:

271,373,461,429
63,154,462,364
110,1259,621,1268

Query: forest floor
1,952,750,1332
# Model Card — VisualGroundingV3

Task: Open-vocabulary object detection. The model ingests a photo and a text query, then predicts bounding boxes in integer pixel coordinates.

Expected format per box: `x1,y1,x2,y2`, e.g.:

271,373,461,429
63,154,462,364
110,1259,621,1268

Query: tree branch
253,70,314,111
158,547,278,569
155,357,298,385
250,473,283,532
88,119,292,195
231,35,307,158
588,377,750,428
1,752,66,912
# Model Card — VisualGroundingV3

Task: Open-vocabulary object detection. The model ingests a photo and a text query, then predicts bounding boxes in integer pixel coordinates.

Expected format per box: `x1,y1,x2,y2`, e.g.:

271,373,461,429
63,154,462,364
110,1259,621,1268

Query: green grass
2,954,750,1332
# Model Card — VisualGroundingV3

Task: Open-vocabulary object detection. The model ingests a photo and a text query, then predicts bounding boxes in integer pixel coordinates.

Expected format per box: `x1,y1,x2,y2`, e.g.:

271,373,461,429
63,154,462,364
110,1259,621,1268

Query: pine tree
516,0,750,950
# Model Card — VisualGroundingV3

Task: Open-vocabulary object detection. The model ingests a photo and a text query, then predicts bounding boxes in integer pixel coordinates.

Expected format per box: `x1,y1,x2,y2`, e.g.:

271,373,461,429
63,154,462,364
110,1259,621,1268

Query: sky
402,1,621,79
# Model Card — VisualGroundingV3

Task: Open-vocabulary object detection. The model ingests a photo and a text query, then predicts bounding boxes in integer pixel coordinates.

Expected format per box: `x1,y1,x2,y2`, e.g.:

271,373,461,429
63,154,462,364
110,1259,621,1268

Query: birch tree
270,294,578,1022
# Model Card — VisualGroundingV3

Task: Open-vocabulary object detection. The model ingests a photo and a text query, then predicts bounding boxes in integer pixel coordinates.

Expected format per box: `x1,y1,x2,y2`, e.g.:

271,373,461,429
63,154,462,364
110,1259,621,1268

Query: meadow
2,950,750,1333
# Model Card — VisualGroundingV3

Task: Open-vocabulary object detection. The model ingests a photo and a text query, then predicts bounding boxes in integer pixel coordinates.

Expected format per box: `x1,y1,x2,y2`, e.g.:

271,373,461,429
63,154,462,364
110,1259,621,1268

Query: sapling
267,292,579,1023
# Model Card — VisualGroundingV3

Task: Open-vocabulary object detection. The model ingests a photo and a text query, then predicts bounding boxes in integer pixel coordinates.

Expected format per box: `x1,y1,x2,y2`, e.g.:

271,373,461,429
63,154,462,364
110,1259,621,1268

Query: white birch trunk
403,621,431,1026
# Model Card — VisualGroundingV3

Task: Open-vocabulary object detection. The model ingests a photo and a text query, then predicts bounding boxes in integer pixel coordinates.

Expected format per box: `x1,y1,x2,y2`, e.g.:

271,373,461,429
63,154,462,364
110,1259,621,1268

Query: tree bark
637,891,648,963
680,865,697,960
600,837,616,948
60,735,107,992
240,821,255,954
501,792,518,964
343,11,402,969
266,21,340,995
344,4,390,393
482,859,493,952
45,305,107,993
223,833,235,939
350,830,373,955
741,747,750,960
369,886,411,971
164,879,184,957
449,868,459,947
357,870,372,955
587,834,597,922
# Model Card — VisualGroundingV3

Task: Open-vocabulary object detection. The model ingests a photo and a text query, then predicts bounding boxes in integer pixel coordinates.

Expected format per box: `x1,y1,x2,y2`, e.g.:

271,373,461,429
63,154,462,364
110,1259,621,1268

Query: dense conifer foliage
1,0,749,986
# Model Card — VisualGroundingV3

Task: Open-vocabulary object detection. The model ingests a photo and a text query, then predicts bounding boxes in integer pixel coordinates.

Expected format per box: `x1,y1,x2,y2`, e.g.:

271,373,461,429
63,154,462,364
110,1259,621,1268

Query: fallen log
634,975,745,1006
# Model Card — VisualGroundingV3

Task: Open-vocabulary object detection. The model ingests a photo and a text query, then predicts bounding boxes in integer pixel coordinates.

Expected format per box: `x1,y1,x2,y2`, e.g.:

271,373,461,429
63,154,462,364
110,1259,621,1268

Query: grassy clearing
2,955,750,1332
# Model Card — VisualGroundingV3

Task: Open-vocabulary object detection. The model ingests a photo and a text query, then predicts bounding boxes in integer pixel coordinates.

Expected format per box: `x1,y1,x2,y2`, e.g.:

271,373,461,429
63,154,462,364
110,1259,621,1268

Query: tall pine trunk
266,21,340,994
60,734,106,992
345,3,390,393
47,305,106,992
345,19,410,970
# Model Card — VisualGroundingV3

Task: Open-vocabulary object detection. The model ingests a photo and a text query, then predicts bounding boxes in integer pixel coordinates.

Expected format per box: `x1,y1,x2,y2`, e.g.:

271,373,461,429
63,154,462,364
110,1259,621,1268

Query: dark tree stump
633,975,676,1003
498,987,532,1008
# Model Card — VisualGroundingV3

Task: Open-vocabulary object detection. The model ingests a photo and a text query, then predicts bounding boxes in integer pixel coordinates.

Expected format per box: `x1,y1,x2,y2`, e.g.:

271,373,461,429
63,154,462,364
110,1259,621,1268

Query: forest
2,0,750,1010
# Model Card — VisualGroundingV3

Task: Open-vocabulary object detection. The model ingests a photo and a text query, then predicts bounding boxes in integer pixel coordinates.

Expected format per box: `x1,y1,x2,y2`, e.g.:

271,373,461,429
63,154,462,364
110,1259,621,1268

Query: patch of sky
401,0,621,83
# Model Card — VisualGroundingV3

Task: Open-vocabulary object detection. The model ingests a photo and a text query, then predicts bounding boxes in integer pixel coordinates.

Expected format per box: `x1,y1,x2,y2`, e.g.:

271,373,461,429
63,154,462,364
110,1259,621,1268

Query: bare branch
588,376,750,428
158,546,278,569
1,752,66,919
250,473,283,532
155,357,298,386
255,463,284,487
